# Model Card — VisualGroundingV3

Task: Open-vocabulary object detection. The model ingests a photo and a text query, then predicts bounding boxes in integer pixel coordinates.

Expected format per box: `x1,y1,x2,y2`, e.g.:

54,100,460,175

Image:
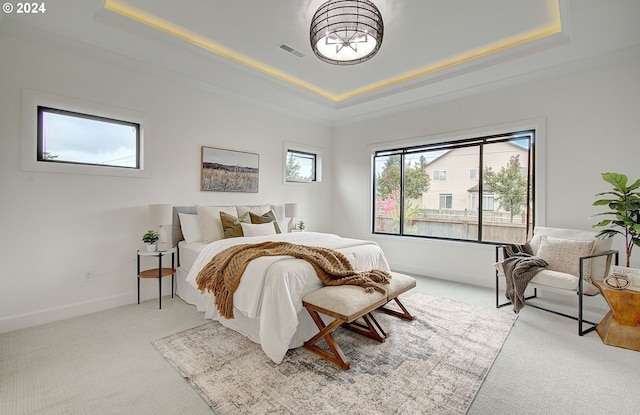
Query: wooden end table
137,248,176,309
593,280,640,351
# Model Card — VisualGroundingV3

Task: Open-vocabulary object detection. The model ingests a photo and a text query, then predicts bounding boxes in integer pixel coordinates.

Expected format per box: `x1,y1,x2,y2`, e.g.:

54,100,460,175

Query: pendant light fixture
310,0,384,65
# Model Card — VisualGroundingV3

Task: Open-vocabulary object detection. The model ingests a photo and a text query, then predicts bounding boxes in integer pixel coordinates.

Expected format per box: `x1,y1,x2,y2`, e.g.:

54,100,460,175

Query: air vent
279,43,305,59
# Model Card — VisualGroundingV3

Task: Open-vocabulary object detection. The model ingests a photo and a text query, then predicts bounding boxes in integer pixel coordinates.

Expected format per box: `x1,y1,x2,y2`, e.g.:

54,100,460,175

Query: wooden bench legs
304,308,352,369
378,297,415,321
342,312,387,342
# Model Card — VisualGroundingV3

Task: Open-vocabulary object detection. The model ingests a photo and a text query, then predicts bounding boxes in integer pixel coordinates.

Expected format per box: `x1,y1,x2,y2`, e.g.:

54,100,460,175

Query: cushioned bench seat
302,285,387,369
378,271,417,320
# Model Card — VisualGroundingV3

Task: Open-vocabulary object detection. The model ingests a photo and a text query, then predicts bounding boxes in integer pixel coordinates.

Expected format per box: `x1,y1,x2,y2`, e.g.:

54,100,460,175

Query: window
284,142,323,184
37,106,140,169
22,89,150,178
286,150,316,182
472,194,495,211
433,170,446,180
373,130,535,244
439,194,453,209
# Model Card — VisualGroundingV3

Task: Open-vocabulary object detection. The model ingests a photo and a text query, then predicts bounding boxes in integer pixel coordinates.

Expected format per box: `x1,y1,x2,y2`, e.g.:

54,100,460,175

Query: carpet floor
153,292,517,415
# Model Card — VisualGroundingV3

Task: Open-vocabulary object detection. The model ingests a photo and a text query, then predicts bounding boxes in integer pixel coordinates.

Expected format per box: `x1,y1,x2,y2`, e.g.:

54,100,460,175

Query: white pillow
240,222,277,237
196,205,237,243
536,235,595,279
178,213,203,244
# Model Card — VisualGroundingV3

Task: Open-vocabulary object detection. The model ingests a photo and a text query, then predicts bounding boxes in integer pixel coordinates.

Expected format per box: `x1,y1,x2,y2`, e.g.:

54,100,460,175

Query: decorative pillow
178,213,203,244
236,205,271,219
196,205,237,243
240,222,277,237
536,235,595,280
220,211,247,238
249,211,282,234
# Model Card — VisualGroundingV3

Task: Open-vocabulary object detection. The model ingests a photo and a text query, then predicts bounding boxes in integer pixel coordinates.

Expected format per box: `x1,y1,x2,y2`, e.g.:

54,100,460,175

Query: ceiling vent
279,43,305,58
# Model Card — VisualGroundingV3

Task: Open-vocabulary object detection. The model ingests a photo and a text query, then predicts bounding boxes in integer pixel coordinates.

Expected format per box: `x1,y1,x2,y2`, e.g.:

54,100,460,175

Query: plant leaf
602,172,628,192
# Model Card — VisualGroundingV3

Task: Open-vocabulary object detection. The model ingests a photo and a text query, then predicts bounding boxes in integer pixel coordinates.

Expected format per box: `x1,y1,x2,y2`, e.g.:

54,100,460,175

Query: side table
137,248,176,309
593,280,640,351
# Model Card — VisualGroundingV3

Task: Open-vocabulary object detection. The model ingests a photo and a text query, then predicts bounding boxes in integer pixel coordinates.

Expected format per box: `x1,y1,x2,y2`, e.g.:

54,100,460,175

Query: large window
37,106,140,169
373,130,535,244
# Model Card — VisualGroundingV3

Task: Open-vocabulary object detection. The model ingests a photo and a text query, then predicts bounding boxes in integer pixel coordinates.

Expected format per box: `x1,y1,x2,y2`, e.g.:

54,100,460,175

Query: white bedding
182,231,390,364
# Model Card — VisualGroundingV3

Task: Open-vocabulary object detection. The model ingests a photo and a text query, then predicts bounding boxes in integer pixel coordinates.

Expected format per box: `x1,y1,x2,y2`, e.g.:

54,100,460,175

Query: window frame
283,141,323,184
370,119,546,245
37,106,141,169
21,89,152,178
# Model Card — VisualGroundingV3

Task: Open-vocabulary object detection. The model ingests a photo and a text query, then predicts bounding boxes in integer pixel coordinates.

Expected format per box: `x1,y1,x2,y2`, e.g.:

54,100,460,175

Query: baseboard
388,262,491,288
0,292,134,334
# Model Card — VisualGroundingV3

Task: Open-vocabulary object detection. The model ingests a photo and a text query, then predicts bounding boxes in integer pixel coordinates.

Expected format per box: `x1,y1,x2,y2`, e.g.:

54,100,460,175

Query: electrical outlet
83,270,93,282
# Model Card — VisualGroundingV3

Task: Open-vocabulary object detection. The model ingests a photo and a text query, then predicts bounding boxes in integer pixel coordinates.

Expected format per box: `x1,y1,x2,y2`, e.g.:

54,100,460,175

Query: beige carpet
153,292,517,415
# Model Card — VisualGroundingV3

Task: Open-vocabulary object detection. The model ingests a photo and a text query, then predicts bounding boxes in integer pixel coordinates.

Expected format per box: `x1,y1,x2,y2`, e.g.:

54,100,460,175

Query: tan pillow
249,211,281,234
536,235,595,280
196,205,237,243
220,211,250,238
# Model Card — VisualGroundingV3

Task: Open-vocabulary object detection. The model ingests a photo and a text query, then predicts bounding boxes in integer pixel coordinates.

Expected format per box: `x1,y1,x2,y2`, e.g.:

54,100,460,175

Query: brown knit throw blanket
502,243,548,313
196,241,392,319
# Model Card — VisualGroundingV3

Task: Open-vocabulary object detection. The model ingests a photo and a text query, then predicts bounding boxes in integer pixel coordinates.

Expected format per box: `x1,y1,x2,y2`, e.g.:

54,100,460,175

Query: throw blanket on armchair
196,241,392,319
502,243,548,313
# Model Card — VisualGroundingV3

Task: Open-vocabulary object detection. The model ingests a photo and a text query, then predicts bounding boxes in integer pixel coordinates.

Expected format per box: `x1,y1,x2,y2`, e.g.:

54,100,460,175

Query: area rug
152,292,516,415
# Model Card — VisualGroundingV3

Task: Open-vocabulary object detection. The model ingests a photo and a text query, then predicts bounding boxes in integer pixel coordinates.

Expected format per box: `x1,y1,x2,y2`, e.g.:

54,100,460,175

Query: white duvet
186,232,390,363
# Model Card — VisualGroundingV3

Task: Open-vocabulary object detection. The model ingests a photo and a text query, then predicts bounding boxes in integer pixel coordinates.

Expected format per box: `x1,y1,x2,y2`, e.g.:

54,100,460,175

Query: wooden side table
137,248,176,309
593,280,640,351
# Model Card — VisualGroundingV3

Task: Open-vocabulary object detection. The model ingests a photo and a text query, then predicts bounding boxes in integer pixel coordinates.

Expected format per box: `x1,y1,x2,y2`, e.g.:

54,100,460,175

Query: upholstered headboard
171,204,284,247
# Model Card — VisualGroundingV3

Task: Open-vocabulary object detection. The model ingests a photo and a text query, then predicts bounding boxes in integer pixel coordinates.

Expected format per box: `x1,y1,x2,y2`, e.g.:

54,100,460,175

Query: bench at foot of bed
377,271,417,321
302,285,387,369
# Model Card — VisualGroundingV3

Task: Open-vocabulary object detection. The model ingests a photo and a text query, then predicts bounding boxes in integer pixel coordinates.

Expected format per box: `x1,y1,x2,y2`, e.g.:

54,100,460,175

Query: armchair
495,226,618,335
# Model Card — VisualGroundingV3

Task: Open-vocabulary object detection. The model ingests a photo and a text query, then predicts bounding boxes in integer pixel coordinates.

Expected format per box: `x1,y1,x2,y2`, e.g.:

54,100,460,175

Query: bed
171,204,391,364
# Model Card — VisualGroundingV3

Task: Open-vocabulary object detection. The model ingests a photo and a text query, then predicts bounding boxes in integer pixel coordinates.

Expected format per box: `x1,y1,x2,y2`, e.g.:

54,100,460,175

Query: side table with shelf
137,248,176,309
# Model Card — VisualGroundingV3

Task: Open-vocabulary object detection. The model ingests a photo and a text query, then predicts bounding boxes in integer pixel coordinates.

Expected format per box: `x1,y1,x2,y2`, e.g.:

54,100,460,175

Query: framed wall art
201,146,259,192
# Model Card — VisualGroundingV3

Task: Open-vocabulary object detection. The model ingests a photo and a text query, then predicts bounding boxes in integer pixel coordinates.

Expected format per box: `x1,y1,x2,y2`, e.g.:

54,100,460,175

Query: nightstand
137,248,176,309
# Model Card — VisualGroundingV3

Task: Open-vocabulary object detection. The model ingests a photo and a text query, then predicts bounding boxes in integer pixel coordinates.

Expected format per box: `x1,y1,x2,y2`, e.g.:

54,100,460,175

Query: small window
439,194,453,209
286,149,316,183
469,168,478,180
433,170,447,181
37,106,140,169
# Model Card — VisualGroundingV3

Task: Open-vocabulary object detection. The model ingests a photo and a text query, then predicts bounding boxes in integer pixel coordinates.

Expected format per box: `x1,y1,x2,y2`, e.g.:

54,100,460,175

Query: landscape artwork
201,146,259,192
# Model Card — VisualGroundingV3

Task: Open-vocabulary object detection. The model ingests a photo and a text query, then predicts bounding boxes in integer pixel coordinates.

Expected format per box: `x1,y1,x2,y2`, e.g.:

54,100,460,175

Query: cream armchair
495,226,618,335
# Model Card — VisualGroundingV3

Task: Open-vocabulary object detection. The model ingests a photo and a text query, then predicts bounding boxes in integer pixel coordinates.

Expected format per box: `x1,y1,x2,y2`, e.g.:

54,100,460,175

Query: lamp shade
148,204,172,226
310,0,384,65
284,203,299,218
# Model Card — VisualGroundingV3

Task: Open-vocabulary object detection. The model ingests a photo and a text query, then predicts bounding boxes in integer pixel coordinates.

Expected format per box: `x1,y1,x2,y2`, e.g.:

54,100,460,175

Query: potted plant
296,221,305,231
592,172,640,267
142,230,159,251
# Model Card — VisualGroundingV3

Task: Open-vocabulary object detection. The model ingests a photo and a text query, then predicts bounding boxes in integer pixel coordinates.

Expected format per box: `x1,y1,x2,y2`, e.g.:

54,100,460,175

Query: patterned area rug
153,292,516,415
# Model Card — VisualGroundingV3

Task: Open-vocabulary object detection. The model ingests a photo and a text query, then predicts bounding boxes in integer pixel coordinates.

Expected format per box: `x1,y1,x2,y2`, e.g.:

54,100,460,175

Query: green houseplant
592,172,640,267
142,230,159,251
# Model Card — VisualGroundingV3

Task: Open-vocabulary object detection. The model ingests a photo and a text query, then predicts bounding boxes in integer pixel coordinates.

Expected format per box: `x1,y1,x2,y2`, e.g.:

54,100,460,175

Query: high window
286,149,317,183
37,106,140,169
373,130,535,244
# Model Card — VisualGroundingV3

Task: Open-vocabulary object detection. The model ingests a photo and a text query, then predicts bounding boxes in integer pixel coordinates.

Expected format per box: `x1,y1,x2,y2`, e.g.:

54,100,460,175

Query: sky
42,110,138,167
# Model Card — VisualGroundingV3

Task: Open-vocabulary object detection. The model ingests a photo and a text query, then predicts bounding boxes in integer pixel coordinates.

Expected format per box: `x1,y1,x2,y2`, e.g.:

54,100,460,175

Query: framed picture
201,146,259,192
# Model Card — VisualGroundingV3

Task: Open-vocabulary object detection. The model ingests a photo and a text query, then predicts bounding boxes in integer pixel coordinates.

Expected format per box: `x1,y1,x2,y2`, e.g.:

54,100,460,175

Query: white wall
332,56,640,286
0,33,332,332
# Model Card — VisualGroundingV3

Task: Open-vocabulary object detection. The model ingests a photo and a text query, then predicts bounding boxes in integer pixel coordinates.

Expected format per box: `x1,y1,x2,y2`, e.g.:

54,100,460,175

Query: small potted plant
142,230,159,251
296,221,305,231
